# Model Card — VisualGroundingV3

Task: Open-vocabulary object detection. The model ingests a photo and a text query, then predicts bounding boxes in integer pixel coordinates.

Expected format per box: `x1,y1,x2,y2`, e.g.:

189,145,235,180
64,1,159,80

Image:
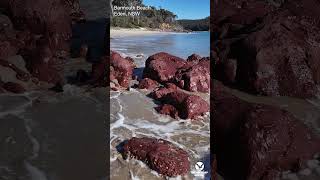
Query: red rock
215,58,237,84
138,78,159,90
143,52,186,83
150,85,177,100
2,0,73,84
164,83,177,90
0,41,18,59
27,46,62,84
212,0,320,98
110,51,134,88
90,55,107,86
0,14,20,59
175,58,210,92
2,82,26,93
125,56,136,68
155,104,179,119
160,91,209,119
0,59,30,81
123,137,190,177
213,81,320,180
186,53,201,62
65,0,86,24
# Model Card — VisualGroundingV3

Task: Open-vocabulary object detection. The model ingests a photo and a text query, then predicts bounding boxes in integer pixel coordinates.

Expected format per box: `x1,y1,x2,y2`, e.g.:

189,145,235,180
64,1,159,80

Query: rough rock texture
149,84,176,100
66,0,86,23
2,82,26,93
122,137,190,177
175,58,210,92
143,52,186,83
186,53,201,62
90,55,107,86
155,104,179,119
143,52,210,93
0,14,22,60
138,78,159,90
0,0,76,84
156,90,209,119
212,0,320,98
0,56,37,93
110,51,134,88
0,59,30,82
213,81,320,180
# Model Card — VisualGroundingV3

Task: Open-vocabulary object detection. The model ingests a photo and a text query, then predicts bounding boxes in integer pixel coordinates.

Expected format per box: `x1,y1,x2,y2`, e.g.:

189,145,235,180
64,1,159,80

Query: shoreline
110,27,192,38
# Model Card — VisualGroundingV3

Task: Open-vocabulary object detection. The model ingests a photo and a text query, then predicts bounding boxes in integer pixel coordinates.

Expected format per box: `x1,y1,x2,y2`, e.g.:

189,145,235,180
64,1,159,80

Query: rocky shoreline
212,0,320,180
110,50,211,178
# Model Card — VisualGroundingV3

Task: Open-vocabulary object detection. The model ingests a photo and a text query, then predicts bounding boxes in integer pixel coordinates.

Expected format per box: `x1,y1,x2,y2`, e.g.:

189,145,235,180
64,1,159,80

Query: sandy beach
110,28,182,38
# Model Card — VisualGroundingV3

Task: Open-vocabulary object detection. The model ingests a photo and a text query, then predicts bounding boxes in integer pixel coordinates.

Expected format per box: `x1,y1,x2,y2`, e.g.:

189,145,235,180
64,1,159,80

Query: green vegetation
111,0,183,31
111,0,209,31
177,17,210,31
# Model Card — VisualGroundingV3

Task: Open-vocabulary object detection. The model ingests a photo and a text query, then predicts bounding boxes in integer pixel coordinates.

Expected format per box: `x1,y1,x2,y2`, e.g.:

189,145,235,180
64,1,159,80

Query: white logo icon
191,161,208,178
195,162,204,171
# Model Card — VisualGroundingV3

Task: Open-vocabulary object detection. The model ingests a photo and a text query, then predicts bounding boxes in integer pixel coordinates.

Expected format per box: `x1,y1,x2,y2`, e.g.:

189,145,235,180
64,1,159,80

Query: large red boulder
110,51,134,88
158,90,209,119
123,137,190,177
212,0,320,98
213,81,320,180
175,58,210,92
238,12,319,98
143,52,186,83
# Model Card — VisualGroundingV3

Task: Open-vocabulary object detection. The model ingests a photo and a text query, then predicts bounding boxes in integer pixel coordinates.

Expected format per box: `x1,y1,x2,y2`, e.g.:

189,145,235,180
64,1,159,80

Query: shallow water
111,31,210,67
0,84,108,180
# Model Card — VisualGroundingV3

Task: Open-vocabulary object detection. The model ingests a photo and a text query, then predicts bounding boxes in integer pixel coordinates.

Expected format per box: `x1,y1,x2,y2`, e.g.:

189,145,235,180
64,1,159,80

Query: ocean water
111,31,210,67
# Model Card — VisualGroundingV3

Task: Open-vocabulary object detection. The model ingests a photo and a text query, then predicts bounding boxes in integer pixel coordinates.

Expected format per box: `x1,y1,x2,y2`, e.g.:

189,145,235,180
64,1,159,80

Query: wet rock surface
143,52,186,83
213,81,320,180
175,58,210,92
143,52,210,93
158,90,209,119
110,51,134,88
138,78,159,90
122,137,190,177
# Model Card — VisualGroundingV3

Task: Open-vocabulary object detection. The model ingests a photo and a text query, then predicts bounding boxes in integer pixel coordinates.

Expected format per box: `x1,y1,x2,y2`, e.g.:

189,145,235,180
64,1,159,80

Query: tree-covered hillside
177,17,210,31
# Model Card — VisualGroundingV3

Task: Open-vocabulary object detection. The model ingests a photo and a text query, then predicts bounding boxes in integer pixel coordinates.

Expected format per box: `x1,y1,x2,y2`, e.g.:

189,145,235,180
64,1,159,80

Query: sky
143,0,210,20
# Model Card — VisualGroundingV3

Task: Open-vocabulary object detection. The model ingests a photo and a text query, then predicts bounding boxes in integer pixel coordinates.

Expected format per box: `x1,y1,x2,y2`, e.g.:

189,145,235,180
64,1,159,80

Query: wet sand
0,85,107,180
